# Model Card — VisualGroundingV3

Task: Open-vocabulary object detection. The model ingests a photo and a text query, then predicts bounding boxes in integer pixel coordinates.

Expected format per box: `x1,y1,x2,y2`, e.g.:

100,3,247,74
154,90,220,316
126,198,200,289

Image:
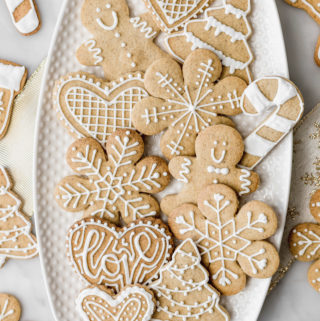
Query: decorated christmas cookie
168,184,279,295
160,124,260,216
55,129,170,224
150,239,230,321
77,285,156,321
310,189,320,223
77,0,168,80
165,0,253,83
0,166,38,268
240,76,304,170
66,217,173,292
53,72,149,146
132,49,247,159
0,294,21,321
143,0,214,33
0,60,27,140
4,0,41,36
289,223,320,291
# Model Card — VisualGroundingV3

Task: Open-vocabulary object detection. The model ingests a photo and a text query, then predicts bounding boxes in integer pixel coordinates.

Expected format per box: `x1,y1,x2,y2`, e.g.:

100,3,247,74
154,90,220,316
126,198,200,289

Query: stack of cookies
51,0,305,319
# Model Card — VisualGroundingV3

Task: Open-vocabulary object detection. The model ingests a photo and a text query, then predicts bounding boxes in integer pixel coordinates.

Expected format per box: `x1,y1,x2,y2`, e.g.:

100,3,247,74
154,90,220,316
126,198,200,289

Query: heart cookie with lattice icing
53,72,148,146
76,285,155,321
67,217,173,292
144,0,214,33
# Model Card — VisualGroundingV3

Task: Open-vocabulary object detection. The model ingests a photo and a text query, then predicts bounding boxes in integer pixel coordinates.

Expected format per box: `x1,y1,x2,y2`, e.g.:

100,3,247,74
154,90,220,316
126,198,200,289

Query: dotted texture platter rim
34,0,291,320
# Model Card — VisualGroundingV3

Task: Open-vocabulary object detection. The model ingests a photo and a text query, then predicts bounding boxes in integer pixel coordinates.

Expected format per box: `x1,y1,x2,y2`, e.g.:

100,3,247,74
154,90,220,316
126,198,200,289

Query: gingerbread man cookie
4,0,41,36
289,223,320,292
67,217,173,292
165,0,253,83
160,124,260,216
0,294,21,321
55,129,170,224
0,166,38,268
77,0,168,80
143,0,214,33
132,49,247,159
0,60,27,140
150,239,230,321
77,285,156,321
168,184,279,295
53,71,149,146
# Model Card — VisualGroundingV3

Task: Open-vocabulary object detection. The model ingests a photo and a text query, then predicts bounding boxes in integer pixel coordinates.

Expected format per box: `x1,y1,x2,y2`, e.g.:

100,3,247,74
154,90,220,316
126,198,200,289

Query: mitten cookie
289,223,320,291
160,124,260,215
53,72,148,146
0,294,21,321
66,217,173,292
0,60,27,140
55,129,170,224
4,0,41,36
165,0,253,83
150,239,230,321
77,0,168,80
0,166,38,268
143,0,214,33
168,184,279,295
239,76,304,170
77,285,155,321
132,49,247,159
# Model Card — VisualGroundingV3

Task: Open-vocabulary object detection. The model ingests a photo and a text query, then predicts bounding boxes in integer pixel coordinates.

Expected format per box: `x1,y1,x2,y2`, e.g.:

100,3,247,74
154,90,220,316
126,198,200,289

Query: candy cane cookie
0,60,27,140
4,0,41,36
239,76,304,170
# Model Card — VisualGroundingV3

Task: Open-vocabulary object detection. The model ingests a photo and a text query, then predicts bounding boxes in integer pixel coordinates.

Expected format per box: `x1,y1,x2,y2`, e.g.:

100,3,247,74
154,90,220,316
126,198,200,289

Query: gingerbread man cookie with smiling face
77,0,169,80
132,49,247,160
160,124,260,216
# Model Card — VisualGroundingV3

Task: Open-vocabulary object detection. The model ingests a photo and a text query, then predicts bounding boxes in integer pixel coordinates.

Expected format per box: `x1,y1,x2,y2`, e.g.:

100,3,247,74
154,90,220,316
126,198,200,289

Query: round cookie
310,189,320,223
308,260,320,292
0,293,21,321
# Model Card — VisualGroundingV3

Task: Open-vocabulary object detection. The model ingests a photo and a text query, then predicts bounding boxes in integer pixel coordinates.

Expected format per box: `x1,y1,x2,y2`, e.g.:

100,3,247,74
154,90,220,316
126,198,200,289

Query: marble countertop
0,0,319,320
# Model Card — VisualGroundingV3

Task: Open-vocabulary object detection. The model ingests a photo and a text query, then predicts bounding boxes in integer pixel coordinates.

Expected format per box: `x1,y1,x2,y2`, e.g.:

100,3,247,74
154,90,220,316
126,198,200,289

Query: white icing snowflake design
169,184,279,295
55,129,170,224
132,49,247,159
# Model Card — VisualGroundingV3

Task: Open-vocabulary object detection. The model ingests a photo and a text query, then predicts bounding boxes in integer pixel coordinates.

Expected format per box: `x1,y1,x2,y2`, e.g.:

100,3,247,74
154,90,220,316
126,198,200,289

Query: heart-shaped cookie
144,0,213,33
53,71,148,146
76,285,155,321
66,217,173,292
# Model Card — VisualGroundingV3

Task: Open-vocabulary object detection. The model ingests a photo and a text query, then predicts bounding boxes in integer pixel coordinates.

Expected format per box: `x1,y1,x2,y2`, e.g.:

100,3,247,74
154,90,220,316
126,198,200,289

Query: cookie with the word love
77,0,168,80
77,285,155,321
168,184,279,295
0,293,21,321
160,124,260,216
143,0,214,33
53,71,149,146
4,0,41,36
55,129,170,224
239,76,304,170
66,217,173,292
0,60,27,140
289,223,320,292
132,49,247,160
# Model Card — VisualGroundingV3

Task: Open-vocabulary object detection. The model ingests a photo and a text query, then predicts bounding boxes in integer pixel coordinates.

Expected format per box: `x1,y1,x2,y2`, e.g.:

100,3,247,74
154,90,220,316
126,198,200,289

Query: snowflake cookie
0,166,38,268
55,129,170,224
168,184,279,295
150,239,229,321
53,71,149,146
77,0,168,80
77,285,155,321
289,223,320,292
143,0,214,33
165,0,253,83
0,294,21,321
67,217,173,292
132,49,247,159
0,60,27,140
160,124,260,216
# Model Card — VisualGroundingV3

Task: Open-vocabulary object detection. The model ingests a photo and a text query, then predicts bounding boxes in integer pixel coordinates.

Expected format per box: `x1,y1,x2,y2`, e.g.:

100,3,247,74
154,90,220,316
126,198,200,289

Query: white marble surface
0,0,319,320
